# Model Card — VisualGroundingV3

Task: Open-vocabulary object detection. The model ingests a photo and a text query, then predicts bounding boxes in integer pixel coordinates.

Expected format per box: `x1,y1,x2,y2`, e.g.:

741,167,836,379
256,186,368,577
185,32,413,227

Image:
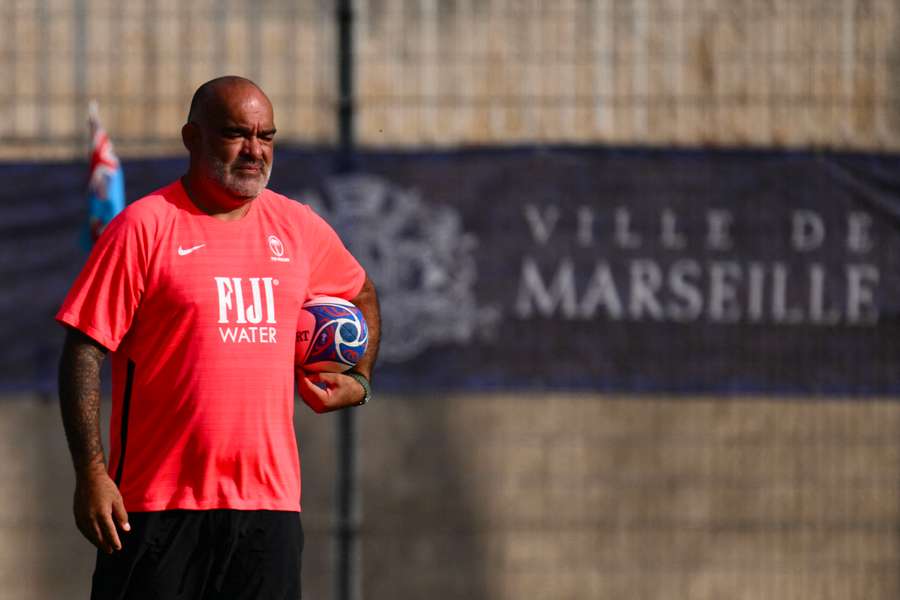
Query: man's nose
242,136,263,160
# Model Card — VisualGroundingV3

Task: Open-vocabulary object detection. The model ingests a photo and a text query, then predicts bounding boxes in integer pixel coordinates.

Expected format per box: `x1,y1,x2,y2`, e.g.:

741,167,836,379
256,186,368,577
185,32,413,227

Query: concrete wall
1,0,898,159
0,394,340,600
4,393,899,599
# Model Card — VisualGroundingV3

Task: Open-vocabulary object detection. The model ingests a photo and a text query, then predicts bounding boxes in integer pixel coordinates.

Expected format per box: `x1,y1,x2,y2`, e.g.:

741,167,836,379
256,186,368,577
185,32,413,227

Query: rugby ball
295,296,368,372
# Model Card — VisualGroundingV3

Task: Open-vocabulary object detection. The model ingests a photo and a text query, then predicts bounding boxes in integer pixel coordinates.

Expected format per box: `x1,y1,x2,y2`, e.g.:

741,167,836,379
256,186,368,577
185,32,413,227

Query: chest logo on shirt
177,243,205,256
214,277,279,344
268,235,290,263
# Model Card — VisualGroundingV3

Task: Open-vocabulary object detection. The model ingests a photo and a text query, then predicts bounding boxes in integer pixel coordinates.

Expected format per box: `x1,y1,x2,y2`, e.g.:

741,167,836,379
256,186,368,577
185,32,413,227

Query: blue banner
3,148,899,394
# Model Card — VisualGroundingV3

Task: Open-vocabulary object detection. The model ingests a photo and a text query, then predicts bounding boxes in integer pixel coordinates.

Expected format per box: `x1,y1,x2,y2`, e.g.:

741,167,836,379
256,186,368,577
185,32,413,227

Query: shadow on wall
359,394,490,600
17,392,490,600
3,395,94,600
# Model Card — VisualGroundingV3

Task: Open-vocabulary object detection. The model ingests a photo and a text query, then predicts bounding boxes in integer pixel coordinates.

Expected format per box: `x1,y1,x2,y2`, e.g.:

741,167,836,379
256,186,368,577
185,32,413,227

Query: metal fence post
335,2,358,600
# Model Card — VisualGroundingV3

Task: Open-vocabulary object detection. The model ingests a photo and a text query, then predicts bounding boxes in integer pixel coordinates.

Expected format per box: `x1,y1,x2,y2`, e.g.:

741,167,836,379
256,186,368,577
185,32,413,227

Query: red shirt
56,181,366,512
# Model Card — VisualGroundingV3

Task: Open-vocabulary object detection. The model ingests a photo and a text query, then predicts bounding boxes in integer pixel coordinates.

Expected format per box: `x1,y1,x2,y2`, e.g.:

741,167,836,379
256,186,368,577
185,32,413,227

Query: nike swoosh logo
177,244,205,256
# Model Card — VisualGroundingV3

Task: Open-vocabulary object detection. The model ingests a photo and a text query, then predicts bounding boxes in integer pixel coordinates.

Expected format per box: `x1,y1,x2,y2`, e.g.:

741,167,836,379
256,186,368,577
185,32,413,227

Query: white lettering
667,259,702,321
846,264,879,324
233,278,247,324
708,261,742,322
629,260,663,319
580,261,622,319
215,277,234,324
661,210,686,250
577,206,595,247
706,210,733,250
523,204,559,246
515,257,578,318
245,278,264,324
746,262,766,322
809,264,841,324
771,263,803,324
615,208,642,249
263,277,277,324
218,326,278,343
215,276,278,334
792,210,825,251
511,258,879,327
847,212,873,254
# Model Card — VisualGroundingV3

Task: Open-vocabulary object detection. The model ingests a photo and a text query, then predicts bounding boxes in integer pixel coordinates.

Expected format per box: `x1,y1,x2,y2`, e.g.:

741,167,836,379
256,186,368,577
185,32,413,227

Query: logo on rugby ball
295,296,368,372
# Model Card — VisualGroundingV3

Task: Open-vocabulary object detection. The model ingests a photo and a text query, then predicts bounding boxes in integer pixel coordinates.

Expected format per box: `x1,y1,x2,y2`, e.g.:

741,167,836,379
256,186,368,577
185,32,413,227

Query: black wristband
346,370,371,405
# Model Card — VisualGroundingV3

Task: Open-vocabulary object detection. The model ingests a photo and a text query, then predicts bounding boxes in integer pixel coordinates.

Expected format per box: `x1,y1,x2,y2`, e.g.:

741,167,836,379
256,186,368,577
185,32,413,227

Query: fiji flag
84,100,125,247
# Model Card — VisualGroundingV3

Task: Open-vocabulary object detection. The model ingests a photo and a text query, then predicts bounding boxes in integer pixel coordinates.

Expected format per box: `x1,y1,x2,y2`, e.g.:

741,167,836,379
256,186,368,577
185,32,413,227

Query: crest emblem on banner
299,174,500,362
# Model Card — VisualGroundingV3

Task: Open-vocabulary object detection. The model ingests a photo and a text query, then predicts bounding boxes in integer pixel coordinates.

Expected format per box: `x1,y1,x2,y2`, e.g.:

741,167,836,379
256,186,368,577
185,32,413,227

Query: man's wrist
345,369,371,405
75,455,108,479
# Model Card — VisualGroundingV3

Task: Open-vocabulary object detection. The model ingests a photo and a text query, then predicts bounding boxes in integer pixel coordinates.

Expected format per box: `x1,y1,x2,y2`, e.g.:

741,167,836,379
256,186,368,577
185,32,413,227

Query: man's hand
73,464,130,553
297,371,367,413
58,328,130,552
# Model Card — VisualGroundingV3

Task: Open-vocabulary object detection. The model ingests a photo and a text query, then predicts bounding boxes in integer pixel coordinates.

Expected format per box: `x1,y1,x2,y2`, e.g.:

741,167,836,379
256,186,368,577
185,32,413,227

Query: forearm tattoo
58,332,107,473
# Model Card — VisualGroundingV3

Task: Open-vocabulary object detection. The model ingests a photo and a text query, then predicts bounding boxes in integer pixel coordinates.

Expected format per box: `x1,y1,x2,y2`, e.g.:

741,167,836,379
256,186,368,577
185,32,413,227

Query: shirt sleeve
55,208,151,352
303,205,366,301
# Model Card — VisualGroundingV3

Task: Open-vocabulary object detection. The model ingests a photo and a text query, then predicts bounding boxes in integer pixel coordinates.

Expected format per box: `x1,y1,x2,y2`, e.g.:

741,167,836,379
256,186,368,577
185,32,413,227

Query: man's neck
181,174,254,222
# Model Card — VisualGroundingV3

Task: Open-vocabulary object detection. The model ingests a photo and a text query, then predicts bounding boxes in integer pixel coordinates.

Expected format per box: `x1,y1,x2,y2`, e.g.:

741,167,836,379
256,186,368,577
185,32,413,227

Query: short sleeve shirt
56,181,366,511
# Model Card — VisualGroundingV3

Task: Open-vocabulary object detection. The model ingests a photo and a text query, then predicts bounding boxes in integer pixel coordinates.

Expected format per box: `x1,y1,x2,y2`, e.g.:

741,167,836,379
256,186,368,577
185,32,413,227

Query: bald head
187,76,271,125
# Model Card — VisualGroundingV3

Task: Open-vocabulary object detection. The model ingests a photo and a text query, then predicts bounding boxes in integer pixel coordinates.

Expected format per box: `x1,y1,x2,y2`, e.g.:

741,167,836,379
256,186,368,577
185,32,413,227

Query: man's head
182,76,276,200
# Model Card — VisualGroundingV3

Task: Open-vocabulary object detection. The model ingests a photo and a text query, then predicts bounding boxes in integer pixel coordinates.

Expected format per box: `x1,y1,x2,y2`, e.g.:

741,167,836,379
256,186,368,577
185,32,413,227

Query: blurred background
2,0,900,598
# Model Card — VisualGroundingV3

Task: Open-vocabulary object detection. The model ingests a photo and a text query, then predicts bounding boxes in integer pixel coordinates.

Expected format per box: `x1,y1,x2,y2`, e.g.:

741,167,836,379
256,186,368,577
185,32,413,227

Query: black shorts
90,510,304,600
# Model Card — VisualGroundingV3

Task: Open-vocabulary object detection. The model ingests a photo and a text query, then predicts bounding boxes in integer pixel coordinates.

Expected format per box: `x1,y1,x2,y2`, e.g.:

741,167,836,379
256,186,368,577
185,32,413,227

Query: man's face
196,86,276,199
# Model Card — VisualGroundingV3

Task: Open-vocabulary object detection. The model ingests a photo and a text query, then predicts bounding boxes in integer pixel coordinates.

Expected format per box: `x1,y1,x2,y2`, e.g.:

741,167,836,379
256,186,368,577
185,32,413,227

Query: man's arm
345,274,380,381
298,275,381,413
58,328,130,553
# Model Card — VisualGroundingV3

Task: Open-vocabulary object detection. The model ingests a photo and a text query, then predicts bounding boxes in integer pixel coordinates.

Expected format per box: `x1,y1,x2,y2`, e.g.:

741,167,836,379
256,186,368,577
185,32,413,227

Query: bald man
57,76,380,599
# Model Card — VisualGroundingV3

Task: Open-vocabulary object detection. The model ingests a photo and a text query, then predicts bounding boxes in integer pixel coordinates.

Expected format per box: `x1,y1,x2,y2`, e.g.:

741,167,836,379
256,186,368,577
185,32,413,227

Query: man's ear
181,122,199,153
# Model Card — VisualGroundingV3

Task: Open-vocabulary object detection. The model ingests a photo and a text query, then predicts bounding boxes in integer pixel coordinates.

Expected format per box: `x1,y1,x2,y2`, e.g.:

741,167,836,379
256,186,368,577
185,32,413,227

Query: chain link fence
0,0,898,158
0,0,337,159
355,0,900,148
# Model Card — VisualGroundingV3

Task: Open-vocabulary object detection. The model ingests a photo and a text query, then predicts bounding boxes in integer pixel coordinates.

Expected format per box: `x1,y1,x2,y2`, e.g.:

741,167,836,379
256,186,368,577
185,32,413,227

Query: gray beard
208,155,272,198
